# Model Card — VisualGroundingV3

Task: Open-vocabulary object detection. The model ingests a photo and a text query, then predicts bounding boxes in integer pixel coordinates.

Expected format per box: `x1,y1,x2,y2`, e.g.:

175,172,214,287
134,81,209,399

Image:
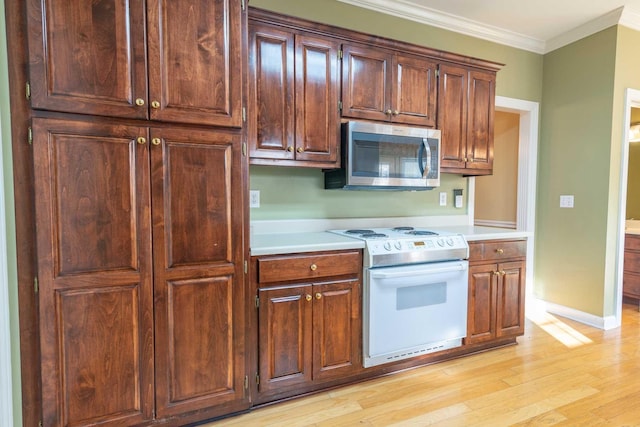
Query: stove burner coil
392,226,414,231
407,230,438,236
360,233,388,238
345,229,375,235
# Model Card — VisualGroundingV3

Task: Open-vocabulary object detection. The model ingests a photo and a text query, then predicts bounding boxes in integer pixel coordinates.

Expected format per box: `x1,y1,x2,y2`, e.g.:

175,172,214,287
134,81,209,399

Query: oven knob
437,238,445,247
394,241,402,250
446,238,454,246
384,242,392,251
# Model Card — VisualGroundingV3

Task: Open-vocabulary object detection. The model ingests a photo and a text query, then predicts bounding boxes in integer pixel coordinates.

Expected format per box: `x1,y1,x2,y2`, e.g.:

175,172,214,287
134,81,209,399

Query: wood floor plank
206,303,640,426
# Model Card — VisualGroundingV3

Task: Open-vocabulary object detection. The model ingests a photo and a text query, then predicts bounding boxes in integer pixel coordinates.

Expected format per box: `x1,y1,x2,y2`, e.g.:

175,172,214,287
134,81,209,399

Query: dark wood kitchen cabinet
341,43,437,126
623,234,640,301
253,250,362,402
438,64,496,175
26,0,243,127
248,20,341,167
32,117,248,425
466,239,526,344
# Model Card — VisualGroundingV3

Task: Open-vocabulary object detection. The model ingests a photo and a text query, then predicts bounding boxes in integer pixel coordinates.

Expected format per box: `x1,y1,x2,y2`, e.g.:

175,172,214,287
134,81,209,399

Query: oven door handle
370,263,467,279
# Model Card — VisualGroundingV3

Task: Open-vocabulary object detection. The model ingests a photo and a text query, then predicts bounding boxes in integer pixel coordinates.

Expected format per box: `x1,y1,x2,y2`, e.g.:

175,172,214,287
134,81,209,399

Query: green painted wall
248,0,543,220
536,28,617,317
627,107,640,219
0,0,22,423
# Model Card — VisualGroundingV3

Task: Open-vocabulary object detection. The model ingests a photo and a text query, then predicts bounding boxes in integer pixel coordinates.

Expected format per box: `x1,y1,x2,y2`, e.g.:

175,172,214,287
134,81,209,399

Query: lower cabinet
466,240,526,344
623,234,640,300
252,250,362,401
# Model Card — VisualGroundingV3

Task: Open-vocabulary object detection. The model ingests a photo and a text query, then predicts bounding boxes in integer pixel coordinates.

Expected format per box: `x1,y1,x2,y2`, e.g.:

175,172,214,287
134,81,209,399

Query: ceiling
337,0,640,53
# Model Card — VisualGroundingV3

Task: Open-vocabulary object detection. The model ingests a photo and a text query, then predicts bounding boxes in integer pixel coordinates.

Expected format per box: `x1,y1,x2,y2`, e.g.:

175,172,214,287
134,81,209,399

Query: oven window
396,282,447,310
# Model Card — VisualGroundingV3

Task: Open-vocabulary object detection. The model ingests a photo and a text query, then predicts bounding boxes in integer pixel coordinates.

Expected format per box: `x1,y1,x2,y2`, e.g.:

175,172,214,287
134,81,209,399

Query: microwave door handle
420,138,431,178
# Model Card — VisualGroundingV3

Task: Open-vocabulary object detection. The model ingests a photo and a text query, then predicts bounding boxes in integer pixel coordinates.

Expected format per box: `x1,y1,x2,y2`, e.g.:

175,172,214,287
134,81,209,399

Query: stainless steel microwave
324,121,441,190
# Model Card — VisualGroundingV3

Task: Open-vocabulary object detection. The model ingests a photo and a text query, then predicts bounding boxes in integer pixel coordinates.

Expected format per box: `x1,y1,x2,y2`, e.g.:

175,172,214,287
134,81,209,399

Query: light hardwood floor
206,303,640,426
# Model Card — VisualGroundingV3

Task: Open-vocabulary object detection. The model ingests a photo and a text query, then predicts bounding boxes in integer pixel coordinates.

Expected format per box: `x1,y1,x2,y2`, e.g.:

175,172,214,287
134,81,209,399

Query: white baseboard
532,298,619,330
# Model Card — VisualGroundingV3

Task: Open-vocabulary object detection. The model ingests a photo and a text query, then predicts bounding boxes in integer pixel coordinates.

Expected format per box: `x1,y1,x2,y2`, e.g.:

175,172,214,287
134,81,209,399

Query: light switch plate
559,195,574,208
250,190,260,208
439,192,447,206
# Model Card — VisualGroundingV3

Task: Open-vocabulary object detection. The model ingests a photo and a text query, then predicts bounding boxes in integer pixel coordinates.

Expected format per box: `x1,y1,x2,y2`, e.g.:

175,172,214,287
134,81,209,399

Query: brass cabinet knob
135,98,145,106
500,270,506,276
136,136,146,145
385,109,393,115
306,294,312,301
152,138,162,146
496,248,504,255
393,110,399,115
315,293,322,300
297,147,304,153
287,146,294,152
310,264,317,271
493,271,500,276
151,100,161,109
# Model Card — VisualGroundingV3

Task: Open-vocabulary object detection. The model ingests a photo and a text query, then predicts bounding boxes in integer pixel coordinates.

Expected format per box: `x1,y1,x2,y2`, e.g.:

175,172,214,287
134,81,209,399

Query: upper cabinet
342,43,438,127
438,64,496,175
248,20,341,167
27,0,243,127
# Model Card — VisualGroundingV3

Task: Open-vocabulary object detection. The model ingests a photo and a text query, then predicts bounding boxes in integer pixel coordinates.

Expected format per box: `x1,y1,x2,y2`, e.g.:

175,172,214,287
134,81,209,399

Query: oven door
364,260,468,367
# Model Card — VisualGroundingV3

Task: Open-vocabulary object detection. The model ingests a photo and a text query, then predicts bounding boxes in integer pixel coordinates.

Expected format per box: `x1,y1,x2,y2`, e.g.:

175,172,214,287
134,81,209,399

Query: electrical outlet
559,195,574,208
250,190,260,208
439,192,447,206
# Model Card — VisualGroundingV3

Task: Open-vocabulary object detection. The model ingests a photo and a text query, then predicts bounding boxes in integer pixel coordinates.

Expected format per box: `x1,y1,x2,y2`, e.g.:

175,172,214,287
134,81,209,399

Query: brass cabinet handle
297,147,304,153
136,137,146,145
310,264,317,271
496,248,504,254
151,100,161,109
152,138,162,146
287,146,294,152
306,294,312,301
315,293,322,300
135,98,145,106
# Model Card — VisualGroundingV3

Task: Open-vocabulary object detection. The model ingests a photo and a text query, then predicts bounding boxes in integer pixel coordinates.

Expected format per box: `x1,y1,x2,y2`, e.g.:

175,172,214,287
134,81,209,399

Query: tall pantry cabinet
24,0,249,425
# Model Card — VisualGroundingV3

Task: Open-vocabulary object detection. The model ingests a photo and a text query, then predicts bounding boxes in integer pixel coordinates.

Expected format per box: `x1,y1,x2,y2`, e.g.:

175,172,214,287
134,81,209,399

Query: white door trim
470,96,539,298
0,102,14,426
614,88,640,327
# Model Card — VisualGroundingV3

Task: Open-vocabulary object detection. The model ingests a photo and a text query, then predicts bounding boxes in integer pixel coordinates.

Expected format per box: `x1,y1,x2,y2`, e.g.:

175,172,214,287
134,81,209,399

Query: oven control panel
367,235,467,256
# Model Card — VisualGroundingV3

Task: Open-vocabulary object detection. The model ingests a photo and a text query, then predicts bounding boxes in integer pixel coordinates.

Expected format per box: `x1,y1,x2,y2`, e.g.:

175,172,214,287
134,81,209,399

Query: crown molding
337,0,640,54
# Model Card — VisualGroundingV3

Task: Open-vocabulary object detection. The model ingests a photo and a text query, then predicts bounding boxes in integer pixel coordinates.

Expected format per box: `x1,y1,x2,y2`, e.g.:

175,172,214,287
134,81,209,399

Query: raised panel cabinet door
393,54,437,127
32,118,154,426
147,0,243,126
312,279,361,381
466,69,496,172
248,23,295,160
294,33,341,164
466,264,498,344
341,43,392,122
258,285,313,394
151,127,248,418
27,0,148,119
437,63,468,170
496,261,525,338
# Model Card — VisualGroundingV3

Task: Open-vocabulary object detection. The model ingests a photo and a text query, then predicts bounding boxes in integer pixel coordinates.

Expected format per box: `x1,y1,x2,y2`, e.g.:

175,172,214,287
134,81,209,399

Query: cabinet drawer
623,272,640,298
625,234,640,251
469,239,526,262
624,250,640,273
258,251,361,284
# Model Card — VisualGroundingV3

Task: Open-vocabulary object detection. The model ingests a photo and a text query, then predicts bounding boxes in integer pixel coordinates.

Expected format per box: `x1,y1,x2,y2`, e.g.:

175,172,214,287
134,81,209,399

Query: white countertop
626,220,640,235
250,225,531,256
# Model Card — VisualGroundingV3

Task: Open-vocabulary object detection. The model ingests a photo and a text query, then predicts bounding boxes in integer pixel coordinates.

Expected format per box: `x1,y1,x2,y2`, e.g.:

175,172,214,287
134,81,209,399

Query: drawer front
469,240,526,262
258,251,361,284
623,272,640,298
625,234,640,251
624,250,640,273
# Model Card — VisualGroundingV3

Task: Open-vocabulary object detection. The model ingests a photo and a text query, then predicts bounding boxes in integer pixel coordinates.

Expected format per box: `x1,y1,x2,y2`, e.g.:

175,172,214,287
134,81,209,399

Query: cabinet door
341,43,392,122
437,63,468,170
466,263,498,344
32,118,154,426
312,279,361,381
147,0,243,126
248,23,295,160
258,285,313,393
465,69,496,172
151,127,248,418
496,261,525,338
392,54,437,127
294,33,341,164
27,0,148,119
